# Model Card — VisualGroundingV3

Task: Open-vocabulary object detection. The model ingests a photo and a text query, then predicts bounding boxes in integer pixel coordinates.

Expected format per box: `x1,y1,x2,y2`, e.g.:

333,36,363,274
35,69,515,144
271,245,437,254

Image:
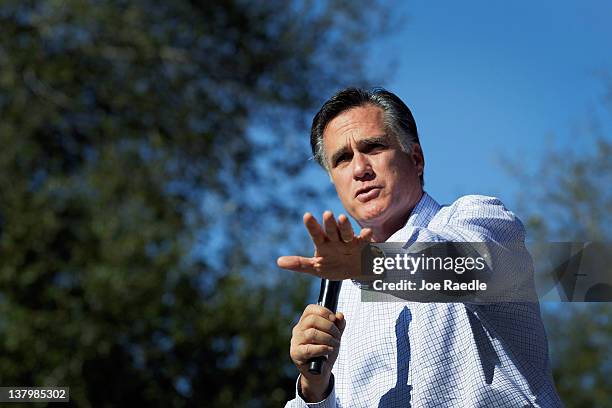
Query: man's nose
352,152,374,180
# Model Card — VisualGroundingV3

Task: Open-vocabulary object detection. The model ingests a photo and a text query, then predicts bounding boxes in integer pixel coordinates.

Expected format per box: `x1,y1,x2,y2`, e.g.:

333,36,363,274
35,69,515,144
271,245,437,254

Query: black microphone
308,279,343,375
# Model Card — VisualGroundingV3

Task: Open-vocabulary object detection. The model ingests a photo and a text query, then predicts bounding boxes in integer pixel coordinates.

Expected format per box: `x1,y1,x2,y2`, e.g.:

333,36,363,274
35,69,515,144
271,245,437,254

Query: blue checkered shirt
285,193,562,407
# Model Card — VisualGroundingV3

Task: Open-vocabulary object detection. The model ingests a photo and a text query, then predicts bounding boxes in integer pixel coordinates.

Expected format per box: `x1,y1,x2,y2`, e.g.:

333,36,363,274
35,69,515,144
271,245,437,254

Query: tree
0,0,390,406
509,118,611,406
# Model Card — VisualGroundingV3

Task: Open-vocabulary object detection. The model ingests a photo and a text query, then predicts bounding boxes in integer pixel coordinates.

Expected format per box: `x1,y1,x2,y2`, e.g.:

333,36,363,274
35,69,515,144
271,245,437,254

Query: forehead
323,105,387,151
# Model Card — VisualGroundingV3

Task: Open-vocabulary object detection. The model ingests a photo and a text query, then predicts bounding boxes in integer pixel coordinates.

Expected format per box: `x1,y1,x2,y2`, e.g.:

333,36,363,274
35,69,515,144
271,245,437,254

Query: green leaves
0,0,388,406
511,134,611,407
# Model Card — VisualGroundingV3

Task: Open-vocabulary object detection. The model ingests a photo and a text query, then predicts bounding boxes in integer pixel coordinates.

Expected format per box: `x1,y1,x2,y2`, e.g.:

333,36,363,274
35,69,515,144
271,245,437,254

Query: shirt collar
386,191,441,242
351,192,441,289
405,192,441,228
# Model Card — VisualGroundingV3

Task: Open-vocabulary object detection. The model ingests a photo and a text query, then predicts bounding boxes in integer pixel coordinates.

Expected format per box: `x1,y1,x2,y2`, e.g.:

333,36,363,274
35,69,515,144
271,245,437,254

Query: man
278,88,561,407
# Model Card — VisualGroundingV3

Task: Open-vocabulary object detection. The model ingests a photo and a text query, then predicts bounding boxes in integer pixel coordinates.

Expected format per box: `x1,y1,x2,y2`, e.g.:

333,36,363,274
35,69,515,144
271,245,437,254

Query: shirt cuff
295,374,336,408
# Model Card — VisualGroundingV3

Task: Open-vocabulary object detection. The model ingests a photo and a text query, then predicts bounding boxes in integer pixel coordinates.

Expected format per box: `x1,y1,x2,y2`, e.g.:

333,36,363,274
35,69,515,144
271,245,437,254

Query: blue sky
309,0,611,216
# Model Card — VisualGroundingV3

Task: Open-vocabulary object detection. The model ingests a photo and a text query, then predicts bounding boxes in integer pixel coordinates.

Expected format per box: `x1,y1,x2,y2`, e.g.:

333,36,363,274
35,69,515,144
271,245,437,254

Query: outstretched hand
277,211,373,280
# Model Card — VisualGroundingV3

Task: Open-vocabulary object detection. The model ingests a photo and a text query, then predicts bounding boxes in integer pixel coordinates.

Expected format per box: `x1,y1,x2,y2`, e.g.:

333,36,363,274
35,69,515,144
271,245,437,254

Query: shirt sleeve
387,195,535,303
403,195,526,244
284,374,338,408
404,197,552,394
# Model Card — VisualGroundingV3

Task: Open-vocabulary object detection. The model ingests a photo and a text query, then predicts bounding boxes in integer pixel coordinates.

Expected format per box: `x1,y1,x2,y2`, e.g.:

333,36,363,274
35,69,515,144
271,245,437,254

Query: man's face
323,104,424,230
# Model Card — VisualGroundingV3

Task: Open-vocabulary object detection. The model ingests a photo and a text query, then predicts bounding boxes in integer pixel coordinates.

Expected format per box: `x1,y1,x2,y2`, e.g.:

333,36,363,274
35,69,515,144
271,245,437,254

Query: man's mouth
355,186,382,203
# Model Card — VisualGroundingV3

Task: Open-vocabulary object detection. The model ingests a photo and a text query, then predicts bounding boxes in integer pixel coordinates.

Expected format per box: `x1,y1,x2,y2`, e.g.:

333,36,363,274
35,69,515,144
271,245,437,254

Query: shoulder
442,195,515,217
447,194,506,207
433,195,525,241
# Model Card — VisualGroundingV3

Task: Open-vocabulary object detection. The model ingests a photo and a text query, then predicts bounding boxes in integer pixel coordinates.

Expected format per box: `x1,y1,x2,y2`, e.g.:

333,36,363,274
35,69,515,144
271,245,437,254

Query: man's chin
355,207,388,226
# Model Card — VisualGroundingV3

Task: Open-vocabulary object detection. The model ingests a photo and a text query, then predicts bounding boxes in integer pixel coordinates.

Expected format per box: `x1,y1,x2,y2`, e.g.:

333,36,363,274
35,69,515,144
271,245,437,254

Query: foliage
510,126,611,406
0,0,389,406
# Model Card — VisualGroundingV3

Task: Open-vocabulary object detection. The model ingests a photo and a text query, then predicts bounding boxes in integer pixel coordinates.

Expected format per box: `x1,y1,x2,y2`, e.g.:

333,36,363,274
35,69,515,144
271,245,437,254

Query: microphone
308,279,343,375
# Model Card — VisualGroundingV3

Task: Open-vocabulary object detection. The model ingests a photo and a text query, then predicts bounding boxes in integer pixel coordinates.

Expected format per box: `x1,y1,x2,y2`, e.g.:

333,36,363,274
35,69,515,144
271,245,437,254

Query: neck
362,191,424,242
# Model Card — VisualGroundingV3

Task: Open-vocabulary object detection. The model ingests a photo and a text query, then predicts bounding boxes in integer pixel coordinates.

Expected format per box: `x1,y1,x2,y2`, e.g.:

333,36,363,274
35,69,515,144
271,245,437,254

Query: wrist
299,372,333,402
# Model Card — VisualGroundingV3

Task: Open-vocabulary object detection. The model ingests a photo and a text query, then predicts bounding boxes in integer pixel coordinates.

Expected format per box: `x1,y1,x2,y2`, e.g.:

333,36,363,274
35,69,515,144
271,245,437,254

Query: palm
278,211,373,280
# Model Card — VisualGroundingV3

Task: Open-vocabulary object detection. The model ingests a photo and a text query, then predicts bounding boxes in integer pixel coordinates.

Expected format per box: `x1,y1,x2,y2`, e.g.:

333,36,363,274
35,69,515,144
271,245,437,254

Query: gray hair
310,87,423,185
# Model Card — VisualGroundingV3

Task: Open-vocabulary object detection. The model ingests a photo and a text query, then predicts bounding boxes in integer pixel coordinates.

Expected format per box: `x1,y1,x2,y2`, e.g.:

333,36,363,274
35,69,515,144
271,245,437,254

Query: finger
298,303,336,324
303,213,326,246
337,214,354,243
299,314,342,340
302,304,335,321
293,344,334,362
297,328,341,348
277,256,320,276
323,211,340,242
335,312,347,334
359,228,374,243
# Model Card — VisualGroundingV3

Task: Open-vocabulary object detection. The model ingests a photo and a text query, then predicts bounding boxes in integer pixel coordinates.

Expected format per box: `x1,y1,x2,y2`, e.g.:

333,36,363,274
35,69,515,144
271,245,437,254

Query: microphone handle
307,279,342,375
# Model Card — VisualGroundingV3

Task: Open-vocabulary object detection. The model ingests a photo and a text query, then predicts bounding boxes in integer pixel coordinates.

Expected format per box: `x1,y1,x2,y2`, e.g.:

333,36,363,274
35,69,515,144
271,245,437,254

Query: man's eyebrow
358,135,389,146
329,146,350,167
328,135,390,167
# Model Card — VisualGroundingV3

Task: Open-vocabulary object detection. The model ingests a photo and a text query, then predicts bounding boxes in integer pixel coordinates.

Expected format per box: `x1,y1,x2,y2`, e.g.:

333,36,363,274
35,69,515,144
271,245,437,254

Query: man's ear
410,144,425,177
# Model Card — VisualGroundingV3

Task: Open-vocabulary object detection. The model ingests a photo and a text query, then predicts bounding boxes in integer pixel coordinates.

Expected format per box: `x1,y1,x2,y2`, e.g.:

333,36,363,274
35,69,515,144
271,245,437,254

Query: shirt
285,193,562,407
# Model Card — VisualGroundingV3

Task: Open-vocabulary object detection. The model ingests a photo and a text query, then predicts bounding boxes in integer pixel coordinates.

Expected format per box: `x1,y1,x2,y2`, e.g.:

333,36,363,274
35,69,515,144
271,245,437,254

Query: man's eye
335,154,350,165
366,143,386,152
